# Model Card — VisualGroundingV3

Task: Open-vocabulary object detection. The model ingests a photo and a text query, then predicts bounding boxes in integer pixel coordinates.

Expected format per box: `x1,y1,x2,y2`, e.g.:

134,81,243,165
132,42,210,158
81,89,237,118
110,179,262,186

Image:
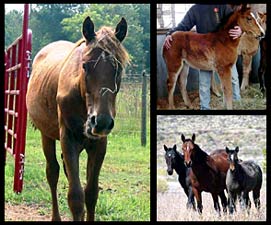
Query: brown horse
163,5,265,109
26,17,129,221
181,134,229,214
211,12,267,94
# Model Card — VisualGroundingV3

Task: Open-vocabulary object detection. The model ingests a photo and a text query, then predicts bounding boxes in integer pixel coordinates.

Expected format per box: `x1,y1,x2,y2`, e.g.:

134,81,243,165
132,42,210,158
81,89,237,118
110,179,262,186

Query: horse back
26,41,76,140
240,160,263,189
209,149,229,174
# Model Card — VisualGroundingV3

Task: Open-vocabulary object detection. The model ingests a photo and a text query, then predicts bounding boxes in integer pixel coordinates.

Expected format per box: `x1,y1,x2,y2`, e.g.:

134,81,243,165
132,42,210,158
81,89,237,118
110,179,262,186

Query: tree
5,10,23,48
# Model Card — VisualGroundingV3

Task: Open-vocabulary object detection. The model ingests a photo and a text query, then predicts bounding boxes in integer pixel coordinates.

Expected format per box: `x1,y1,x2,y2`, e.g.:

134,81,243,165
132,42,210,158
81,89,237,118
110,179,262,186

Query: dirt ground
5,202,69,221
157,84,266,110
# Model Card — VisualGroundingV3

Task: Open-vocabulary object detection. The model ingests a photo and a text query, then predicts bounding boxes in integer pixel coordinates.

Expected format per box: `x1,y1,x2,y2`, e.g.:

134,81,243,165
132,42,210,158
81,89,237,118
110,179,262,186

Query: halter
86,48,122,96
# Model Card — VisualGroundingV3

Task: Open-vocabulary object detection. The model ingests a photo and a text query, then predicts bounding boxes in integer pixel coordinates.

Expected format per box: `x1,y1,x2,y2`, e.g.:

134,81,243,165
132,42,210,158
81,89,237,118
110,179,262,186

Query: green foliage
5,10,23,48
262,148,266,172
5,4,150,74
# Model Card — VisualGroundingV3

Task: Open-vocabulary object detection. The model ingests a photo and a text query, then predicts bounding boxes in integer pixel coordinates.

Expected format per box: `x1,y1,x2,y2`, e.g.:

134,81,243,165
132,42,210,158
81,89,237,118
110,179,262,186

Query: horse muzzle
184,161,192,168
167,169,173,175
85,113,114,138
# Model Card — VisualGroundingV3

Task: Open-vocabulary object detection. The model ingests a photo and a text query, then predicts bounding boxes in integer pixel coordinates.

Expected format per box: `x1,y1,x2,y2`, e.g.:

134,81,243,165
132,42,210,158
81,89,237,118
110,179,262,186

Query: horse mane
61,26,130,71
192,143,208,162
84,26,130,67
221,7,251,31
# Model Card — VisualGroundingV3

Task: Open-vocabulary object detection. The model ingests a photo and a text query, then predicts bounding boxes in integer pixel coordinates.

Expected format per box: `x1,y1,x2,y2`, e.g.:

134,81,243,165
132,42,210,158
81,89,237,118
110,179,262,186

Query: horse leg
219,191,227,213
192,187,203,214
211,193,221,216
240,54,252,91
258,65,265,94
85,139,107,221
41,134,61,221
227,191,236,214
217,68,233,109
188,186,196,210
177,62,193,108
166,60,183,109
60,127,84,221
253,189,261,210
211,71,222,97
242,192,251,213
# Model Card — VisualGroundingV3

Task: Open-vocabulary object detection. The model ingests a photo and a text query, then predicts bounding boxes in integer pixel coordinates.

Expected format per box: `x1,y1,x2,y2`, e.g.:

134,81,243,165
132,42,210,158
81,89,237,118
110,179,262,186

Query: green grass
5,80,150,221
5,124,150,221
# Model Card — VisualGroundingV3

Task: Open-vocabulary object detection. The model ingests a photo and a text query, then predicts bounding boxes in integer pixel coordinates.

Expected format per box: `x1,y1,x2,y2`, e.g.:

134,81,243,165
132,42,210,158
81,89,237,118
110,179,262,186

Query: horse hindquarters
163,44,191,109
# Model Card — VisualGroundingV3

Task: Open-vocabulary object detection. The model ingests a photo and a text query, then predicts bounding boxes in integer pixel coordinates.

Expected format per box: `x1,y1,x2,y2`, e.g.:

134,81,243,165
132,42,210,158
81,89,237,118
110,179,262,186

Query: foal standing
225,147,262,214
163,5,264,109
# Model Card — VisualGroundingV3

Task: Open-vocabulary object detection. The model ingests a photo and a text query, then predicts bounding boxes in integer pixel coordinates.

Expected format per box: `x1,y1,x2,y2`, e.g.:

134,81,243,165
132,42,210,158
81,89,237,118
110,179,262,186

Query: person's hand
164,35,173,50
229,26,242,39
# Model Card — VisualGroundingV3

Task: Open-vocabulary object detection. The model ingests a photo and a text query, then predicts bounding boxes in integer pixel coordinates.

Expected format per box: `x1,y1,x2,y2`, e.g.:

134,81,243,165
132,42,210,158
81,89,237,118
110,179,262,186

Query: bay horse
225,147,262,214
26,17,129,221
164,144,195,209
163,5,265,109
181,134,229,214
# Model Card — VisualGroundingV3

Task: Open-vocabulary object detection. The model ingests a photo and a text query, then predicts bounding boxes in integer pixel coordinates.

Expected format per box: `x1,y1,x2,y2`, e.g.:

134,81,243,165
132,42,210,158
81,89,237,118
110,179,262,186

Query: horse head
81,17,129,139
164,144,178,175
181,133,196,168
236,5,265,39
225,146,239,171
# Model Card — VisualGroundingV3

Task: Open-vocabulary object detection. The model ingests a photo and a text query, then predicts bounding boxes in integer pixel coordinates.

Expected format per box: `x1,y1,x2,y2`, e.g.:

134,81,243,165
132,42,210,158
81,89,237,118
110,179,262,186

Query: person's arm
224,4,243,39
164,5,196,49
166,6,196,36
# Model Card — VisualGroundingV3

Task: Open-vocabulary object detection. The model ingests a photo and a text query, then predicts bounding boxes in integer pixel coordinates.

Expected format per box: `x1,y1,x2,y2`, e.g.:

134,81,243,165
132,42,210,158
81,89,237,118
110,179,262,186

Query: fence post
141,71,147,146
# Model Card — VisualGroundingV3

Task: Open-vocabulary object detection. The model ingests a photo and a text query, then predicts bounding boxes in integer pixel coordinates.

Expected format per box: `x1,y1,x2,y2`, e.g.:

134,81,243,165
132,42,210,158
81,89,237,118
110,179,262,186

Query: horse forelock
83,26,130,67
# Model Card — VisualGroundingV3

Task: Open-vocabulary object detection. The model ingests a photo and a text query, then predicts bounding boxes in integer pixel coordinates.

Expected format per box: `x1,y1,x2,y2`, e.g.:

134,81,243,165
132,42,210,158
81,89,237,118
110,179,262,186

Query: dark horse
257,12,267,94
225,147,262,214
26,17,129,221
164,144,195,209
181,134,229,214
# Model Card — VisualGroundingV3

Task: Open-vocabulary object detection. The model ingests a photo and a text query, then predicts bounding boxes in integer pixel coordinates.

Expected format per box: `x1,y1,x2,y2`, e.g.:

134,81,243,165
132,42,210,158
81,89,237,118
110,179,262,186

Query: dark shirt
166,4,233,35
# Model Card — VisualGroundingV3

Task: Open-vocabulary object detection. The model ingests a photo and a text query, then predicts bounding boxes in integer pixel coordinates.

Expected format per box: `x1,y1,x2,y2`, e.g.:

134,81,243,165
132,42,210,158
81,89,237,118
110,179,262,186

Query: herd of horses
164,134,263,215
163,4,267,109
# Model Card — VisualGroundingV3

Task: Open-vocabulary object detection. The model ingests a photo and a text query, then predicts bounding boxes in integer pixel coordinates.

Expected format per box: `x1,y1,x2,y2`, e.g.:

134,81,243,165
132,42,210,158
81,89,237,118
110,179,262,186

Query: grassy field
5,82,150,221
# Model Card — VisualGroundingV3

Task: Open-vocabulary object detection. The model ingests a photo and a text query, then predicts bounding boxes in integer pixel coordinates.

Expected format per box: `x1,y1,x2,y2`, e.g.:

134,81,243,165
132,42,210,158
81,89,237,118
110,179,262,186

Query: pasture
5,80,150,221
157,115,266,221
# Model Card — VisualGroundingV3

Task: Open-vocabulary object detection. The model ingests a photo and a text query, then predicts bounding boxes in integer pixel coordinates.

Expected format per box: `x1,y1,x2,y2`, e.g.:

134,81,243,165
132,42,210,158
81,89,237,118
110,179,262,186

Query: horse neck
190,144,211,173
173,153,186,175
217,12,241,46
229,160,243,179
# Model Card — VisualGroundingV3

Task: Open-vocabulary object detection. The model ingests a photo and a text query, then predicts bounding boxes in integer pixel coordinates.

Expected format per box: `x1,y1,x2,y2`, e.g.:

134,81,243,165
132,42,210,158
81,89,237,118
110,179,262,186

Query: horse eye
83,63,87,71
247,16,252,21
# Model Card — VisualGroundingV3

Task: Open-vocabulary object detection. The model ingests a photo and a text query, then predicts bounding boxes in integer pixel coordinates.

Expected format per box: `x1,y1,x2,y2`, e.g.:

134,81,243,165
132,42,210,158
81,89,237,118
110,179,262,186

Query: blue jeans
199,65,241,110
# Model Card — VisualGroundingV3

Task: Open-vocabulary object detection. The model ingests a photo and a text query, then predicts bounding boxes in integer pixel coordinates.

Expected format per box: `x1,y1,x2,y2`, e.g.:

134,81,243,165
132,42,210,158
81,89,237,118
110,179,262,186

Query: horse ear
235,146,239,153
82,17,96,44
225,147,230,153
173,144,177,151
164,145,168,152
181,134,185,143
115,17,127,42
192,133,196,142
240,4,248,12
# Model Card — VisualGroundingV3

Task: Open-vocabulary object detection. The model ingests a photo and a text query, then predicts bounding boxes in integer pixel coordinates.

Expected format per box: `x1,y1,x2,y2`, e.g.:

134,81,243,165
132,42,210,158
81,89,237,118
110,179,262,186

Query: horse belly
26,41,75,140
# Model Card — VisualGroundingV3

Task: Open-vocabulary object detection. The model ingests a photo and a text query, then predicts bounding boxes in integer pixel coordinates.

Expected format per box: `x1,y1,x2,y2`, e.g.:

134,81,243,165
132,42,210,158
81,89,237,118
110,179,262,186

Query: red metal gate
4,4,32,193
